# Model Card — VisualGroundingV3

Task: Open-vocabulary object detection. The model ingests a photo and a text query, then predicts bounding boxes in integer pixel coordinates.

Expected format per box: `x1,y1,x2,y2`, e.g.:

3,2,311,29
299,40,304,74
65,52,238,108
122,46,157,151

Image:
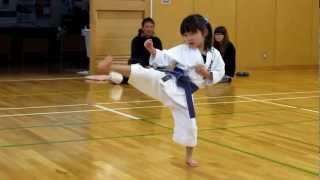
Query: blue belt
159,67,198,118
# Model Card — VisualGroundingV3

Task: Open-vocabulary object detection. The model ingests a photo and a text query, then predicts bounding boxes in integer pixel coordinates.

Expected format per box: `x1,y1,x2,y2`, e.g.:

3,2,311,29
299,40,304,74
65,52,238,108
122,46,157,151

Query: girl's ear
202,28,208,37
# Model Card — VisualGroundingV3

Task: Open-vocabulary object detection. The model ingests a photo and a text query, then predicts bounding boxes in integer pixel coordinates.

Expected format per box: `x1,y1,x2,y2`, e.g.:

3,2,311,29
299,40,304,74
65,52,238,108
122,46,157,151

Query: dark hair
180,14,213,51
213,26,230,56
138,17,155,36
141,17,155,27
214,26,230,44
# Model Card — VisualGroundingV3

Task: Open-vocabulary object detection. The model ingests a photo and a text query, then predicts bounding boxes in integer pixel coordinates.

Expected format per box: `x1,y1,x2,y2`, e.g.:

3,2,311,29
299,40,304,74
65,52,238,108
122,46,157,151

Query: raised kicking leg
98,56,131,77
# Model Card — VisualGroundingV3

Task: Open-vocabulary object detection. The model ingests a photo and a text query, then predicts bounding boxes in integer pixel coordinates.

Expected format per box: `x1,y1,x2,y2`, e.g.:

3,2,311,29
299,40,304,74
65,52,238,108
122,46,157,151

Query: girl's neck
199,43,206,54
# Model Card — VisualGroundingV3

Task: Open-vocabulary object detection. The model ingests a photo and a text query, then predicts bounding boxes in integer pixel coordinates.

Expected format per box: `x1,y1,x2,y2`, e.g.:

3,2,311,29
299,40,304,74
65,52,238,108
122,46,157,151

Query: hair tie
204,17,209,24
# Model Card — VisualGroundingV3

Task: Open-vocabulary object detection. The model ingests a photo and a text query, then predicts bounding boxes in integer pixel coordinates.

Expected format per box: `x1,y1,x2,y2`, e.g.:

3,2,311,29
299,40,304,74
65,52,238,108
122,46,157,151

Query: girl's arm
195,65,213,80
208,49,225,84
144,39,175,67
196,49,225,85
195,49,225,84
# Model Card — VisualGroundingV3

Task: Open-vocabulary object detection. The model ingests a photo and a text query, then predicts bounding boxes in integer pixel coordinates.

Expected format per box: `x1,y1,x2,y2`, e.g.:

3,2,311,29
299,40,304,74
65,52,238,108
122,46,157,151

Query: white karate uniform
128,43,225,147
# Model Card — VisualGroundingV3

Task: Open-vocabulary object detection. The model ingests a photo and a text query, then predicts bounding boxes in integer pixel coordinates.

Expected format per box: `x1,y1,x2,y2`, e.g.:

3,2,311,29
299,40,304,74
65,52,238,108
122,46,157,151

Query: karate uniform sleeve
149,49,176,67
207,49,225,85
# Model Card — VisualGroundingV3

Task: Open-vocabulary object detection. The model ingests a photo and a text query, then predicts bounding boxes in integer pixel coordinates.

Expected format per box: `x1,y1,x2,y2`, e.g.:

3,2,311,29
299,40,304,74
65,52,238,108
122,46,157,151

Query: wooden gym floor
0,69,318,180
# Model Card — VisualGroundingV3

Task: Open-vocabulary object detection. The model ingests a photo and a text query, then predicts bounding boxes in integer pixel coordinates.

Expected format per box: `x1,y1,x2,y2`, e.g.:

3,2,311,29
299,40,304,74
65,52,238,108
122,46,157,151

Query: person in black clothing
122,17,163,83
130,17,163,66
213,26,236,83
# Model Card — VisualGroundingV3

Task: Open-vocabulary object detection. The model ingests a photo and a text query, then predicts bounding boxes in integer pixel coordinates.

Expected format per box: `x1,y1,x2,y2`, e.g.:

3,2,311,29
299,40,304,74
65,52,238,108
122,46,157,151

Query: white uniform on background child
128,43,225,147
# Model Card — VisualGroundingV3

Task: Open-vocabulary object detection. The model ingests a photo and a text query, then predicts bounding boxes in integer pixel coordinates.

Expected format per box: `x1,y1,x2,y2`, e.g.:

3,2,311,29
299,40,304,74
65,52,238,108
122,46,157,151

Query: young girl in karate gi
98,14,225,167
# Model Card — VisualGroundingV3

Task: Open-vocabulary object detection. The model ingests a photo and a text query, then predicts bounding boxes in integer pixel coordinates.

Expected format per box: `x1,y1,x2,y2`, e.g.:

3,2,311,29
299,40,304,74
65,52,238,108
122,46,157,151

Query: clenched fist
194,64,211,80
144,39,156,55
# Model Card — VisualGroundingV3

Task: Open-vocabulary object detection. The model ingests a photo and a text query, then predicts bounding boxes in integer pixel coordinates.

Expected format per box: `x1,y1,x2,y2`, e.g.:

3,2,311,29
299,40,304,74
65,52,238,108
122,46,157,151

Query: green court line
133,106,317,126
0,119,316,148
0,119,126,132
0,101,317,176
0,132,170,149
200,119,318,133
0,117,316,153
0,116,173,132
260,131,319,148
139,118,172,130
201,120,319,148
198,137,319,176
1,125,316,176
0,115,316,153
0,107,315,132
139,117,319,176
0,117,318,176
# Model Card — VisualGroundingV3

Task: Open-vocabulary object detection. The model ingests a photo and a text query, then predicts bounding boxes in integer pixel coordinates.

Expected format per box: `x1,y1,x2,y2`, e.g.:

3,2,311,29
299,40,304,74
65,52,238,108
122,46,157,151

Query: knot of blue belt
159,67,199,118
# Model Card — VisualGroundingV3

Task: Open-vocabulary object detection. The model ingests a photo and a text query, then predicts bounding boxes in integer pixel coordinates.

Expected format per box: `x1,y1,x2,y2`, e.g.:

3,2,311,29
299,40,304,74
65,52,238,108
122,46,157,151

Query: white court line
98,90,319,104
250,96,319,101
0,91,317,111
114,101,255,110
116,96,319,110
0,77,83,82
300,108,319,113
0,103,89,111
0,105,140,120
0,109,102,118
94,105,140,120
0,89,318,99
0,95,317,118
239,96,318,114
194,90,319,100
239,96,297,108
239,90,319,97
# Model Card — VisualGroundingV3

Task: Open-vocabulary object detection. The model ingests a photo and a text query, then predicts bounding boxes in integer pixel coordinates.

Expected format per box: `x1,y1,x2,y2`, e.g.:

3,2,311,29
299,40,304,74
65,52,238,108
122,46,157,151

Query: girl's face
183,30,205,49
142,22,155,37
214,33,224,42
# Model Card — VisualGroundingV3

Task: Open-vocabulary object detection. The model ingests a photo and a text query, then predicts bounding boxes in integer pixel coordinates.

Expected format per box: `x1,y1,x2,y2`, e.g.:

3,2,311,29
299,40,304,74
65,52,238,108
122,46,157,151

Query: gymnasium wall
89,0,318,71
90,0,150,72
153,0,319,70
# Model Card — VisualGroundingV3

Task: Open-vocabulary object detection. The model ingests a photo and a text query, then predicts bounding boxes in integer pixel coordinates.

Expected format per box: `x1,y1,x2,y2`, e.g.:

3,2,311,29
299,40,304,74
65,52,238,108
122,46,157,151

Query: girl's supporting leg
169,103,198,167
186,146,198,167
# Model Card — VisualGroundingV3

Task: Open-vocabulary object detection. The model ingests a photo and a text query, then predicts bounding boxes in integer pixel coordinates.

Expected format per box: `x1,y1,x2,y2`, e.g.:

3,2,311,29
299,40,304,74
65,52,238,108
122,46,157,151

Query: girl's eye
184,32,195,36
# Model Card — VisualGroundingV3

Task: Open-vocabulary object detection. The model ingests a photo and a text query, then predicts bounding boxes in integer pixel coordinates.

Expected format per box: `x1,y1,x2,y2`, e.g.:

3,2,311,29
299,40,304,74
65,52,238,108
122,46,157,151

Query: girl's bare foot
186,159,199,167
98,56,113,73
84,75,109,81
185,146,198,167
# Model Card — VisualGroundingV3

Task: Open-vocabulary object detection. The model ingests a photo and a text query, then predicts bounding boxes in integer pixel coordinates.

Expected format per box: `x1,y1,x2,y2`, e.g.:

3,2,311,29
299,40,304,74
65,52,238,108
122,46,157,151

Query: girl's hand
195,64,210,79
144,39,156,55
